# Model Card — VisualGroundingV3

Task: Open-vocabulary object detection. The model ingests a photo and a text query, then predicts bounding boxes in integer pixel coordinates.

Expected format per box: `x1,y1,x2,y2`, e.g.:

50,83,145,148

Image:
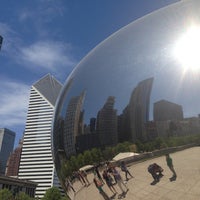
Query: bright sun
174,26,200,70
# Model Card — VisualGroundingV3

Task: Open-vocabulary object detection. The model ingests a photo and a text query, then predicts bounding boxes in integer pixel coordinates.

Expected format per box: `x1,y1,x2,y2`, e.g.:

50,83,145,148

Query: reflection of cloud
0,79,29,127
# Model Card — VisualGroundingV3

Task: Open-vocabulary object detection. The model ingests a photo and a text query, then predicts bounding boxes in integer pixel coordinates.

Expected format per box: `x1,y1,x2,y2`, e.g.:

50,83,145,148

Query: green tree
76,153,84,168
90,148,103,163
153,137,164,150
135,140,144,152
129,144,137,152
114,143,126,154
0,189,13,200
42,187,62,200
70,156,78,171
83,150,92,165
64,160,74,177
102,146,114,160
61,196,70,200
16,192,33,200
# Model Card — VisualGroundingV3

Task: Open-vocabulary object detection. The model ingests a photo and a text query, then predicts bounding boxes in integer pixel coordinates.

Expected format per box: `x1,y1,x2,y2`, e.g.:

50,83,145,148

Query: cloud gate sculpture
52,0,200,198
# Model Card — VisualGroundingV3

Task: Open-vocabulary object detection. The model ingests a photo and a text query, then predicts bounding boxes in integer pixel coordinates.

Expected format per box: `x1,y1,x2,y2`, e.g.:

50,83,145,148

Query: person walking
111,167,128,194
65,178,76,193
78,170,87,186
81,170,90,186
94,165,105,184
120,161,133,181
165,154,177,178
93,176,110,200
102,170,117,195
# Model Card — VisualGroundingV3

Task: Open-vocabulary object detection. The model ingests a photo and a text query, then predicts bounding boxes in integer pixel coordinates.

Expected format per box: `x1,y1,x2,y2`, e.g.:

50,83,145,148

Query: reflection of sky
58,0,200,124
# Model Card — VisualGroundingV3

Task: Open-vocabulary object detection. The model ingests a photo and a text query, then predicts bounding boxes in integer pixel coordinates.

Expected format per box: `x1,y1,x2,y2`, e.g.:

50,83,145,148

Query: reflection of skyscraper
118,106,131,142
18,74,62,199
129,77,154,142
90,118,96,133
154,100,183,121
63,91,86,157
96,96,118,146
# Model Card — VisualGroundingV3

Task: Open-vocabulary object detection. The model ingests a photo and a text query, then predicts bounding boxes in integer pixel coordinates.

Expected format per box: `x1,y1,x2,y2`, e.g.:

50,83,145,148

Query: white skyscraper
18,74,62,199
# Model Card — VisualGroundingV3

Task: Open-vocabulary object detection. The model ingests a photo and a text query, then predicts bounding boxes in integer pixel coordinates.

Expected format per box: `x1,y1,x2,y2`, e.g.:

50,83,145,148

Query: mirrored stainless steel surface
52,0,200,197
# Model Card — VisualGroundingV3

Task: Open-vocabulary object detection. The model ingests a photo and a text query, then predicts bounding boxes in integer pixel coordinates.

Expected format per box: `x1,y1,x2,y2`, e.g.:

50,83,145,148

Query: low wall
126,143,197,165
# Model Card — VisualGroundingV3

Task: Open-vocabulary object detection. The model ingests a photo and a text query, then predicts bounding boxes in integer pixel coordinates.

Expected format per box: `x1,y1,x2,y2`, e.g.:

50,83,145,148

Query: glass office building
0,128,15,174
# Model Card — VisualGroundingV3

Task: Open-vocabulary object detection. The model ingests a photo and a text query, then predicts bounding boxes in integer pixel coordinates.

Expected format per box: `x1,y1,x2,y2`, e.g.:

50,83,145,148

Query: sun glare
174,26,200,70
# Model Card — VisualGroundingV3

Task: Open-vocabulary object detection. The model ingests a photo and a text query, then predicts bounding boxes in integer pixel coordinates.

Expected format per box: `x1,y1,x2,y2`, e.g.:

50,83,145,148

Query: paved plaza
69,146,200,200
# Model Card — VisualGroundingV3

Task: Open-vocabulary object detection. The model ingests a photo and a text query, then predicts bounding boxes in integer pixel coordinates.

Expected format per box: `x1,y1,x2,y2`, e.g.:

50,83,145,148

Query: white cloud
20,41,76,72
0,79,30,127
0,22,20,54
0,22,76,78
18,1,65,28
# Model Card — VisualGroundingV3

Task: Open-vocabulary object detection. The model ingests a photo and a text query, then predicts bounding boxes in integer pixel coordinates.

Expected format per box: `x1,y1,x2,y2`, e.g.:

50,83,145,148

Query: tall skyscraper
6,138,23,177
129,77,154,142
18,74,62,199
0,128,15,174
96,96,118,146
63,91,85,157
154,100,183,121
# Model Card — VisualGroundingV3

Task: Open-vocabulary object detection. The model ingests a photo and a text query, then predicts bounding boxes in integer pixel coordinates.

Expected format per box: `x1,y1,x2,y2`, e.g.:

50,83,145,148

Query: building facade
0,128,15,175
6,139,23,177
128,77,154,142
96,96,118,146
154,100,183,121
0,175,37,198
18,74,62,199
63,91,85,157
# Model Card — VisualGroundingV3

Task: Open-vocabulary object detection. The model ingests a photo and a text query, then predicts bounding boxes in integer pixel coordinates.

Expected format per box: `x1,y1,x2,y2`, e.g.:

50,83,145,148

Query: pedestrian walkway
70,146,200,200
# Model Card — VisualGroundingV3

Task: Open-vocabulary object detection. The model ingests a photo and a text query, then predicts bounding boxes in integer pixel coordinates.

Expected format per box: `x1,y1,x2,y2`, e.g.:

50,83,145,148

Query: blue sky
0,0,179,146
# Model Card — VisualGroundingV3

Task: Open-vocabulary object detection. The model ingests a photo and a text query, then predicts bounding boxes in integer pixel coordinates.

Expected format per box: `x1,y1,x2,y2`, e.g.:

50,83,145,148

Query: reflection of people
148,163,164,182
111,167,128,194
93,177,110,200
106,162,117,184
81,170,90,186
65,178,76,193
77,170,87,186
94,165,105,184
120,161,133,181
102,170,117,194
165,154,177,178
73,171,84,185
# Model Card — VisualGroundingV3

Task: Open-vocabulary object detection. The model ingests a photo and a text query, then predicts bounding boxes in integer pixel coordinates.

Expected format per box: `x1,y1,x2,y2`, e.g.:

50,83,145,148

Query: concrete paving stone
71,146,200,200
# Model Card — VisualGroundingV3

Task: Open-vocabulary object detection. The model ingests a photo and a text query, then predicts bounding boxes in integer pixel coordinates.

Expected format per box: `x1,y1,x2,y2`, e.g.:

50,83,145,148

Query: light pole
0,35,3,51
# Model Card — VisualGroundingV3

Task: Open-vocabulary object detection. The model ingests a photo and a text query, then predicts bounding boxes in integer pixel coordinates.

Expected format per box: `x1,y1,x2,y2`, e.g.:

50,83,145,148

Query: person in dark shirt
148,163,164,182
102,170,117,194
120,161,133,181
